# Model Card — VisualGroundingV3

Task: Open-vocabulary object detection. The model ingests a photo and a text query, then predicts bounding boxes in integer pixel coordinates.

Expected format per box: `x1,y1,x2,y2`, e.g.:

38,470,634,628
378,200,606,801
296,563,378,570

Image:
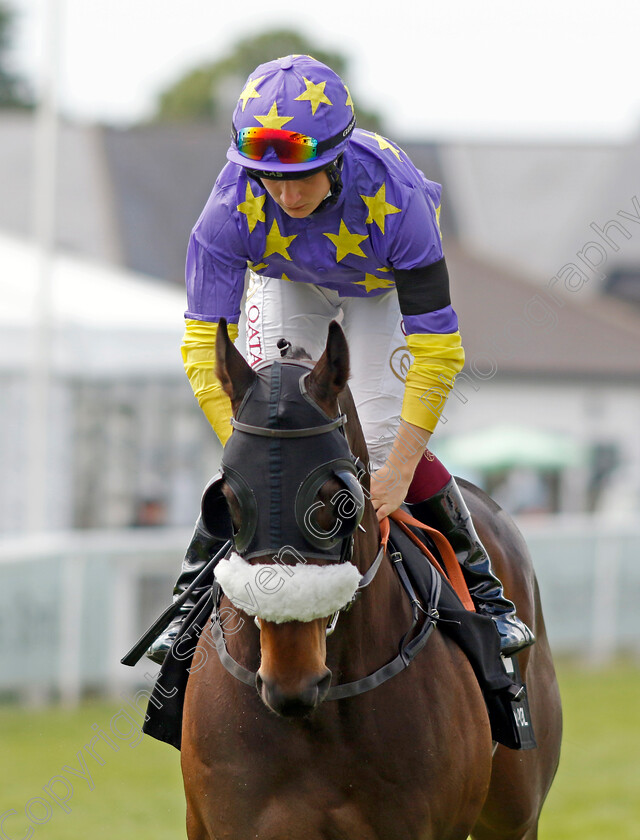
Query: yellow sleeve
401,332,465,433
181,319,239,446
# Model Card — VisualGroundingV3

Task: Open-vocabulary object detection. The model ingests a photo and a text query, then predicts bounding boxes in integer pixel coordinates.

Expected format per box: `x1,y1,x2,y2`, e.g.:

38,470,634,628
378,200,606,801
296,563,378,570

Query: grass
540,658,640,839
0,660,638,838
0,699,185,839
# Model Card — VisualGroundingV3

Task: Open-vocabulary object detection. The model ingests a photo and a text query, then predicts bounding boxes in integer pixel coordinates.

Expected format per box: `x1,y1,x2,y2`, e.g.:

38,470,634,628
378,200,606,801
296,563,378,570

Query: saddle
387,509,536,751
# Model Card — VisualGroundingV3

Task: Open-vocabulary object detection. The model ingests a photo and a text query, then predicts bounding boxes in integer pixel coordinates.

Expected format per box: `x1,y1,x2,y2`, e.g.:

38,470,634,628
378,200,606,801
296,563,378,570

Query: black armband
393,257,451,315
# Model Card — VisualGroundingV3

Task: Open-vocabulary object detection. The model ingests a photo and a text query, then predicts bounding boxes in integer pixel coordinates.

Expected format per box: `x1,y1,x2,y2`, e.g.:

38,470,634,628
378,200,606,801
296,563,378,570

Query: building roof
101,123,231,282
0,112,121,263
448,242,640,381
439,135,640,292
1,112,639,381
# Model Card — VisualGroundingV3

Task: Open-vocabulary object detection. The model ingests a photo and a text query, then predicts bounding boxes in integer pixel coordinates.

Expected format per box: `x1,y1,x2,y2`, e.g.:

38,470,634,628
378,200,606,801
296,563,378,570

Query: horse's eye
222,485,242,532
303,480,360,544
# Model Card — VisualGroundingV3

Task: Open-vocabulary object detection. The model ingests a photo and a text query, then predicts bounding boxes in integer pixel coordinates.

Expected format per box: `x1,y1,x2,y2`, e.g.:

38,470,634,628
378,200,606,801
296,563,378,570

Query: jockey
147,55,534,664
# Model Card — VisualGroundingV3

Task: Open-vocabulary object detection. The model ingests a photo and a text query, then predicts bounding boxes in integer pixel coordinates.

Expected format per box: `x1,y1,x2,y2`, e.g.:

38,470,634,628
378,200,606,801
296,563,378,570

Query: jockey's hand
370,421,432,522
370,466,412,522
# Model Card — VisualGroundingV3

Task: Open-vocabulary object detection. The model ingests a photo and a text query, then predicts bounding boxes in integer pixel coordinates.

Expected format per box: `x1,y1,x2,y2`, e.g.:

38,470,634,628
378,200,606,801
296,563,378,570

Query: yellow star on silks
324,220,368,262
237,182,266,233
355,272,395,293
249,262,268,272
294,77,333,114
360,183,401,234
238,75,264,111
254,101,294,130
371,132,402,161
264,219,297,260
344,85,354,112
434,200,442,239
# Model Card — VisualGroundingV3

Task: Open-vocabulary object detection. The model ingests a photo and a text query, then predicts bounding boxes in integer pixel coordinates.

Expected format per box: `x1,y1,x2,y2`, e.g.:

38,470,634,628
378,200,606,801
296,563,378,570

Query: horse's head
203,319,375,717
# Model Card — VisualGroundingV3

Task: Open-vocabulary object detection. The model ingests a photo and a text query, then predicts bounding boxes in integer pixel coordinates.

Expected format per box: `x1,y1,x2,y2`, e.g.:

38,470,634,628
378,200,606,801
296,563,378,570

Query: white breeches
241,271,410,469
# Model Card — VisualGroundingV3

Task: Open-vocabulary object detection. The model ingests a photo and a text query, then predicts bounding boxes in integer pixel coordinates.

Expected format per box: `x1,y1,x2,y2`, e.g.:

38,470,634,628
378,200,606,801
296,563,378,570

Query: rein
390,509,475,612
209,517,441,701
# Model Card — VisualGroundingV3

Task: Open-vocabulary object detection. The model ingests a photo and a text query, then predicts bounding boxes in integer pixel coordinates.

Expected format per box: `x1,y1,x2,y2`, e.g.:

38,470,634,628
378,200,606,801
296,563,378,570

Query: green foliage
0,2,32,108
153,27,383,131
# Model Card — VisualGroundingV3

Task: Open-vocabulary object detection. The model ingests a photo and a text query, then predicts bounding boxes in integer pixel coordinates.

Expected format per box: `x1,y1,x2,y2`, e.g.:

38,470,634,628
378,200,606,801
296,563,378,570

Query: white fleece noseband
214,551,361,623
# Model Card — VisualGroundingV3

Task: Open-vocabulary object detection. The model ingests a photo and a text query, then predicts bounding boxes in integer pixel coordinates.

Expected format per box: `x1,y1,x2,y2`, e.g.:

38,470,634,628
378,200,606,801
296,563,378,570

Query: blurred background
0,1,639,837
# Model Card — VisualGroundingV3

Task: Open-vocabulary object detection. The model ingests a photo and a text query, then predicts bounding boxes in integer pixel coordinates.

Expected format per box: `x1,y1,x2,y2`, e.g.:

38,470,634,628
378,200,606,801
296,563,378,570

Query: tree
0,2,32,108
153,28,383,131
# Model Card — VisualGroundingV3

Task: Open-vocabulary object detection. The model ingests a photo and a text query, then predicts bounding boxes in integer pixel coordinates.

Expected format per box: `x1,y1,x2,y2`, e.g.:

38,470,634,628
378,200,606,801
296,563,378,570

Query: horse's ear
216,319,256,406
307,321,350,405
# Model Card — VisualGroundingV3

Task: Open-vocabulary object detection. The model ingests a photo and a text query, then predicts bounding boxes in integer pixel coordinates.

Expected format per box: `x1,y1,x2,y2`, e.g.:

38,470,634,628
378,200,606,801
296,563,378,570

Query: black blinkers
200,360,365,560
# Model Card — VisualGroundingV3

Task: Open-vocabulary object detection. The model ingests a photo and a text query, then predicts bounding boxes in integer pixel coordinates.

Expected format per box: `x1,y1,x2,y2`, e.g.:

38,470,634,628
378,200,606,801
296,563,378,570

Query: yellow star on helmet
360,183,401,234
237,182,266,233
355,272,395,293
371,132,402,161
238,75,264,111
324,220,368,262
254,101,294,130
344,85,354,112
264,219,297,261
295,77,333,115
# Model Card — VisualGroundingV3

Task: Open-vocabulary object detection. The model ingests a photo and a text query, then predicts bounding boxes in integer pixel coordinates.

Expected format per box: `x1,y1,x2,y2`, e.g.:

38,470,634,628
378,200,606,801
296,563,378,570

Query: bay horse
180,321,562,840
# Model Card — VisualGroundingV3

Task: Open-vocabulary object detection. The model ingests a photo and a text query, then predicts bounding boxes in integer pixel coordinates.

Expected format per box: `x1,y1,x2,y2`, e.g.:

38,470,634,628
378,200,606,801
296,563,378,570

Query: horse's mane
277,338,313,361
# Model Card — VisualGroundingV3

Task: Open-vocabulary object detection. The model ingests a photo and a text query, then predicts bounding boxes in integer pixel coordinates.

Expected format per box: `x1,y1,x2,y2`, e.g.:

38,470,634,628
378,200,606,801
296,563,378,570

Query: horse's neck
339,386,368,468
330,512,411,676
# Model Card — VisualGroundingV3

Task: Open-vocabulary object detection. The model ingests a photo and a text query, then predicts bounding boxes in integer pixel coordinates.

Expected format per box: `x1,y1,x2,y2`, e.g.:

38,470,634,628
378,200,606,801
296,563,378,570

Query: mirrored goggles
236,126,320,164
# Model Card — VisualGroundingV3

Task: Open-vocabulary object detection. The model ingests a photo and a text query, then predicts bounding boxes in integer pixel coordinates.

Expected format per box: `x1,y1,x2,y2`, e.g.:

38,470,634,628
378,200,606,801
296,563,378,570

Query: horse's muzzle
256,669,332,717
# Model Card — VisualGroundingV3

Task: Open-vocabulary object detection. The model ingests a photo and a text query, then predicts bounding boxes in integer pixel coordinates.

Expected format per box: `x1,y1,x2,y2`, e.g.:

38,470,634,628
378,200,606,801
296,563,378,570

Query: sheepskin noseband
214,552,362,623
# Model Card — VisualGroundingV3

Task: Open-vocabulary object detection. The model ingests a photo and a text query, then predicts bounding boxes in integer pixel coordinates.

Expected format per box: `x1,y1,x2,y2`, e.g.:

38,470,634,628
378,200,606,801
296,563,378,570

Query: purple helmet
227,55,356,177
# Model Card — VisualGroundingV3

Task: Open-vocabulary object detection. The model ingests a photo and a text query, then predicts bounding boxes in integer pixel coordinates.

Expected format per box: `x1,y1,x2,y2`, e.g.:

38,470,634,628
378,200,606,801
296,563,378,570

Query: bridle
207,359,440,701
209,534,439,701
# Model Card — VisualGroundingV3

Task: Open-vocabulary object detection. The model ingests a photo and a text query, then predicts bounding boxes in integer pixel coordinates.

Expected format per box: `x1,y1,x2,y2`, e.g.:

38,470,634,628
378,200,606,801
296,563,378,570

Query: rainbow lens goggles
232,114,356,165
235,127,319,164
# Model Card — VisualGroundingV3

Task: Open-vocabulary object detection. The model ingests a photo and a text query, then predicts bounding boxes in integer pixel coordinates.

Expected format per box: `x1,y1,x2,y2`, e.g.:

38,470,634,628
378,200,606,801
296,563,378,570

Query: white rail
1,516,638,705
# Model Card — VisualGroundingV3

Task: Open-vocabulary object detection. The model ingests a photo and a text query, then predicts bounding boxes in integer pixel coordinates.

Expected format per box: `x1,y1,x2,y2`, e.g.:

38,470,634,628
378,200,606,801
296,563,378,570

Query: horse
179,320,562,840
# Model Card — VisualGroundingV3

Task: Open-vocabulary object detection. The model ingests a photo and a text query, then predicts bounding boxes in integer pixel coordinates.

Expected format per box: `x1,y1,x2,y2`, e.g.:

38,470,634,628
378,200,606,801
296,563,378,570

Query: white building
0,232,221,533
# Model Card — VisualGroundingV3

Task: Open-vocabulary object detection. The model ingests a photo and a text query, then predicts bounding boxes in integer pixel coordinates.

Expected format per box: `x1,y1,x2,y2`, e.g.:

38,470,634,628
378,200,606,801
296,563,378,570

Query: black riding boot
146,518,223,665
408,477,535,655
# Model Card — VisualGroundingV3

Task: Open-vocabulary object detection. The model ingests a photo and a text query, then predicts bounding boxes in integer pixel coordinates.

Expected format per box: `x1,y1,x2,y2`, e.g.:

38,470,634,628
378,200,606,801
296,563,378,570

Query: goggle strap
232,113,356,158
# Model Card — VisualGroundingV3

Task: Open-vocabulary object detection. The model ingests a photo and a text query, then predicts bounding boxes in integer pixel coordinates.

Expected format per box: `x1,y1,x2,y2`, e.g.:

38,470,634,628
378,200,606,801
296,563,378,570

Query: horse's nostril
316,670,332,701
257,670,332,717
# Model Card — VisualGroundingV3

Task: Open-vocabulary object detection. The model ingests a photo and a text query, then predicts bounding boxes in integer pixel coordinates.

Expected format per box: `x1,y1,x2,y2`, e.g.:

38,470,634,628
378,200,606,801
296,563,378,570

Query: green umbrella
433,424,586,473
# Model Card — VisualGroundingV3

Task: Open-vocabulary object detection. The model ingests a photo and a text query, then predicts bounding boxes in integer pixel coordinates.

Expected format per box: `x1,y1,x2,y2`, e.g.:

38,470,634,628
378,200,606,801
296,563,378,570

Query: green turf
0,699,184,839
540,659,640,840
1,660,638,838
